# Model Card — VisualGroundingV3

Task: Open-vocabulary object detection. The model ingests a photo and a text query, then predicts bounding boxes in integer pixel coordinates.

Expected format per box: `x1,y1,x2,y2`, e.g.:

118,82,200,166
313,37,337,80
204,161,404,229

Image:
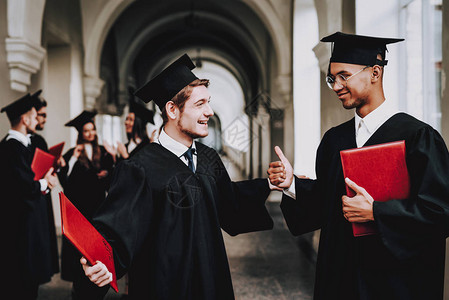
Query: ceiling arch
82,0,290,83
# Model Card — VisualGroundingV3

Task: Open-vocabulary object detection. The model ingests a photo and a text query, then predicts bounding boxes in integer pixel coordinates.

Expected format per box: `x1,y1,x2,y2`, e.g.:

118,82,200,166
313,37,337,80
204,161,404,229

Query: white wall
293,0,321,178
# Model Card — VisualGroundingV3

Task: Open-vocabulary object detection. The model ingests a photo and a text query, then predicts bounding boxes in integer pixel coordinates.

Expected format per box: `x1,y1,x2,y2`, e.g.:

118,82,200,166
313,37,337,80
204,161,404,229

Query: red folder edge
48,142,65,168
340,140,410,237
31,148,55,180
59,192,119,292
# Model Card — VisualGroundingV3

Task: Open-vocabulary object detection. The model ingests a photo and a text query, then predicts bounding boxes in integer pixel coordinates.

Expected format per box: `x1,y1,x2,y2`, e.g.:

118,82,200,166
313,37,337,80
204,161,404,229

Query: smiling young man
76,54,275,299
268,32,449,299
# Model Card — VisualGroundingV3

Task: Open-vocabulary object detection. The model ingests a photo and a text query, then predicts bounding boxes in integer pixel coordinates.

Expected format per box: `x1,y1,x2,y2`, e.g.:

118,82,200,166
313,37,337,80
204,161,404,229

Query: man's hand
342,178,374,222
43,167,57,189
267,146,293,189
80,257,112,287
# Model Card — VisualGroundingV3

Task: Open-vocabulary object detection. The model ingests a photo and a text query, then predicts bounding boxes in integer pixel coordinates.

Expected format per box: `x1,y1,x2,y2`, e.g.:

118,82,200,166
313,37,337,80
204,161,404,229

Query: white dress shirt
157,128,197,170
354,99,398,148
6,129,48,191
284,100,399,200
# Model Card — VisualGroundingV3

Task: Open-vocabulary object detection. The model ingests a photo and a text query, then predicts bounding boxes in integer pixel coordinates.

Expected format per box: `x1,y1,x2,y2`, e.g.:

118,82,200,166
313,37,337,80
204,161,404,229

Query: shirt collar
6,129,31,147
354,99,397,135
158,127,196,158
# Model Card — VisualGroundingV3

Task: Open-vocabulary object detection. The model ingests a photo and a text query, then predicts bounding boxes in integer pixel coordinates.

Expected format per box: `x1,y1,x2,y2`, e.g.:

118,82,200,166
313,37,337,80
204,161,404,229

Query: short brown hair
161,79,210,125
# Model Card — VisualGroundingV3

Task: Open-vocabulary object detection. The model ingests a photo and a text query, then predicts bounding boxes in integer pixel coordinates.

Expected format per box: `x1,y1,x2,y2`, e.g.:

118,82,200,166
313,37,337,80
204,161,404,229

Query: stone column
83,76,105,110
5,0,46,92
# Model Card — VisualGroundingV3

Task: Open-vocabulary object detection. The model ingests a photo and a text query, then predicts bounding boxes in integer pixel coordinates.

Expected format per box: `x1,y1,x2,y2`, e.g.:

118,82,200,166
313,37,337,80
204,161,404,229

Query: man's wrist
282,179,296,199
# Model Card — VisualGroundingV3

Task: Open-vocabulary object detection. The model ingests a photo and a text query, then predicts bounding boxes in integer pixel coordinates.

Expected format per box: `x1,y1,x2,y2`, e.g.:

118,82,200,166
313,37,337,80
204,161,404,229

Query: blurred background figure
116,98,156,161
57,110,115,288
0,93,58,299
29,89,61,280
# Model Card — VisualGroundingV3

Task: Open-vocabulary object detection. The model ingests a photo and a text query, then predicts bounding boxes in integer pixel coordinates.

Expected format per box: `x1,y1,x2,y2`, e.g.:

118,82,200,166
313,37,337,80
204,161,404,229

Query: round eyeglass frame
326,66,370,90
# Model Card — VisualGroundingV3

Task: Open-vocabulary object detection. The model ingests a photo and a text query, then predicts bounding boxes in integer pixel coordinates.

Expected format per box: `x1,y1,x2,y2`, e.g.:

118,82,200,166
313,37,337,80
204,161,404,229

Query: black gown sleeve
279,131,332,236
280,177,322,235
214,153,273,236
373,126,449,260
99,146,115,190
73,159,153,298
92,159,154,277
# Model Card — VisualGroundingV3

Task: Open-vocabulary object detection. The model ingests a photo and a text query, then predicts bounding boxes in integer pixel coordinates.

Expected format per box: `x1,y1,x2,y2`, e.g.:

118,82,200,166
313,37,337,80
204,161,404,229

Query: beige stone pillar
5,0,46,92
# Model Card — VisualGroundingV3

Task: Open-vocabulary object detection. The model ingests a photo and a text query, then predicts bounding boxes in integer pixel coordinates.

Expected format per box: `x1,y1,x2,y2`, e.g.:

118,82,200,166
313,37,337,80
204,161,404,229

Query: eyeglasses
326,66,370,90
37,113,47,118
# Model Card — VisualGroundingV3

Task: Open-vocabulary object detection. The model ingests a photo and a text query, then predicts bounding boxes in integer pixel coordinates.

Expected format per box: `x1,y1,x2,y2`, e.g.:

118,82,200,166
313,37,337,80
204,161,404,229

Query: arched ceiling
99,0,277,110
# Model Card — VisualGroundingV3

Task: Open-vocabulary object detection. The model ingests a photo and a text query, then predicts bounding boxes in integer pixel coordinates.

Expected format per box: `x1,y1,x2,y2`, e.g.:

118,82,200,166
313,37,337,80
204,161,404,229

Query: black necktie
183,148,195,173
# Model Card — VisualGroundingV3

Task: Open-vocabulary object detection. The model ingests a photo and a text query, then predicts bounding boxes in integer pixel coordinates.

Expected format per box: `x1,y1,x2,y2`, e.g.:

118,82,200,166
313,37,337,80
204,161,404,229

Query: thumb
274,146,290,166
345,178,365,195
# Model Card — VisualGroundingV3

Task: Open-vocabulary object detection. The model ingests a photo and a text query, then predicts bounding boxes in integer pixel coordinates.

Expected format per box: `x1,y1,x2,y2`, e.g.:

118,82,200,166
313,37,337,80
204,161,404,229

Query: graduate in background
29,90,49,152
58,110,115,284
29,89,61,278
115,98,156,160
0,93,58,299
268,32,449,299
77,54,277,299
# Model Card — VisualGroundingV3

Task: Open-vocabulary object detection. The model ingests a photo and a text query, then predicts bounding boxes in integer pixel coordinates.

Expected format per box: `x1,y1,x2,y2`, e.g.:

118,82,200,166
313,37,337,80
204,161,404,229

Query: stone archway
81,0,291,105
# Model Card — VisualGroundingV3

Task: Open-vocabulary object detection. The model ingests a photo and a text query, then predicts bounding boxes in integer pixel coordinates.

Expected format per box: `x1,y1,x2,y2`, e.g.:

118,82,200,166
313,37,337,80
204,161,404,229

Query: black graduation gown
281,113,449,300
0,137,54,290
77,142,273,299
58,145,114,281
30,133,60,275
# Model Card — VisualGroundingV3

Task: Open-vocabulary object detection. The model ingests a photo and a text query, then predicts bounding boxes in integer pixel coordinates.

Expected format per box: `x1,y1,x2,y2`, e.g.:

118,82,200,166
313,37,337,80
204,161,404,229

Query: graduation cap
65,110,97,131
134,54,198,109
31,89,46,111
129,99,155,125
0,93,34,122
321,32,404,66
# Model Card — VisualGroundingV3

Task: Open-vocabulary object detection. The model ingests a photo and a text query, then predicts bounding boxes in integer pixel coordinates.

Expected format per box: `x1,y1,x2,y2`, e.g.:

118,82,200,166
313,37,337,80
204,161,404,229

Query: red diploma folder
31,148,55,180
340,140,410,237
59,192,119,292
48,142,65,168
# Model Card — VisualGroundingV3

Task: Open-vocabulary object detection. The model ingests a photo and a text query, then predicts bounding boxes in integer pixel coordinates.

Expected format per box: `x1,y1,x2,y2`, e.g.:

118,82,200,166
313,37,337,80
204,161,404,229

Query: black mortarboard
31,89,46,111
321,32,404,66
134,54,198,109
65,110,97,131
129,100,155,125
0,93,34,122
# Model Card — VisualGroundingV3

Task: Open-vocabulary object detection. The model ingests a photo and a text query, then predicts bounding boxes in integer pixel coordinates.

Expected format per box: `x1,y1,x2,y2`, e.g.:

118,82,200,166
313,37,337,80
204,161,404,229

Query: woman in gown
58,110,115,282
